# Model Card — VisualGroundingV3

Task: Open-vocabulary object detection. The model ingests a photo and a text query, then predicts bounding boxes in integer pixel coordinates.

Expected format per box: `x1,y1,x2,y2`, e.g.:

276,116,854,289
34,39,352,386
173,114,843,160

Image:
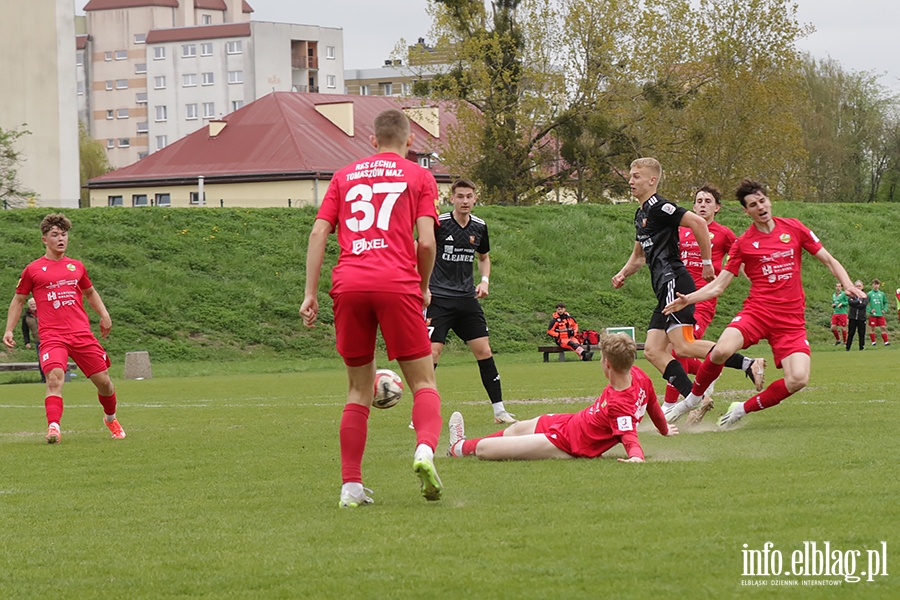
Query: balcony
291,55,319,70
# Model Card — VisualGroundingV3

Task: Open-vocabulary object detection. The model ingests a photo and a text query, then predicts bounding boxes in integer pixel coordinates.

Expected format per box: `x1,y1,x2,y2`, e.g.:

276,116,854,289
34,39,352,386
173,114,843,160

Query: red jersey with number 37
316,152,439,295
16,257,94,339
725,217,823,318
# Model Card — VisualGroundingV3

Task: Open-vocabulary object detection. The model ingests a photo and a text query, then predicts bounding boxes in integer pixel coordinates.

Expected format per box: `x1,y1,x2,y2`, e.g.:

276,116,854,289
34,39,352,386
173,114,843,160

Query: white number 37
344,182,407,232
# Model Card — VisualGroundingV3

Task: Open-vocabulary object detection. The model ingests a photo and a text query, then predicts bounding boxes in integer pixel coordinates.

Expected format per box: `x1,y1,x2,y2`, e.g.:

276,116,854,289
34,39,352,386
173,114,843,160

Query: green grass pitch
1,348,898,598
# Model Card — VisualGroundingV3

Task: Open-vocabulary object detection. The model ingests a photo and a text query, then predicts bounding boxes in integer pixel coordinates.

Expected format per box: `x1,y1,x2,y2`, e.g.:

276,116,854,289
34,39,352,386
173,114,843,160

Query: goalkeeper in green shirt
831,282,848,345
867,279,890,346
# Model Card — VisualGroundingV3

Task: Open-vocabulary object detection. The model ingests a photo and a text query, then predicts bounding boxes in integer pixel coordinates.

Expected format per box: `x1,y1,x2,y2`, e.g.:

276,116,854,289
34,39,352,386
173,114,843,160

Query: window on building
381,83,393,95
154,46,166,60
155,193,171,206
115,50,127,60
116,79,128,89
132,194,148,206
203,102,215,118
117,108,129,119
76,52,84,66
402,82,410,96
154,75,166,89
201,42,213,56
186,103,198,119
138,152,148,160
189,191,206,205
135,63,147,74
183,73,197,87
106,139,115,149
155,105,167,121
134,33,147,44
418,155,431,169
156,135,168,150
105,80,113,90
106,109,114,119
231,100,244,111
137,122,149,133
108,195,123,206
226,40,242,54
118,138,130,148
136,92,147,104
360,85,370,96
182,44,197,57
326,75,336,89
228,70,243,84
326,46,335,59
202,72,214,85
77,82,85,95
104,51,112,61
202,14,212,25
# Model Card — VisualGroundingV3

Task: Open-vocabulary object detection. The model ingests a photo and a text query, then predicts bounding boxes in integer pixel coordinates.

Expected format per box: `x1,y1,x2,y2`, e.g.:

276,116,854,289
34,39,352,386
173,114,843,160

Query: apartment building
83,0,343,168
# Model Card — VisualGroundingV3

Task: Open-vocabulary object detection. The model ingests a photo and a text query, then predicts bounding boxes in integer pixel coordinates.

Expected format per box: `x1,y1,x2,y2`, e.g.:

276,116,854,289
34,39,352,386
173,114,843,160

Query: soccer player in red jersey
446,334,678,462
300,108,445,506
663,179,865,428
3,214,125,443
661,185,739,420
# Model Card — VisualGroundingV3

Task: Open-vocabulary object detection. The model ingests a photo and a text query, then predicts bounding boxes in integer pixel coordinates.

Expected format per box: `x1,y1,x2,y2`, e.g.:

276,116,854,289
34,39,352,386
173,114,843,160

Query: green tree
79,121,112,207
0,124,35,209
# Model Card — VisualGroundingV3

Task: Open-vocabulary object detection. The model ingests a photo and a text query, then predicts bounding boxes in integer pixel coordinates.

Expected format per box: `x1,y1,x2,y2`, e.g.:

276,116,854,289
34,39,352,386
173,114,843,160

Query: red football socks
98,392,117,416
691,359,724,397
339,403,369,484
45,395,63,425
411,388,442,451
743,379,790,413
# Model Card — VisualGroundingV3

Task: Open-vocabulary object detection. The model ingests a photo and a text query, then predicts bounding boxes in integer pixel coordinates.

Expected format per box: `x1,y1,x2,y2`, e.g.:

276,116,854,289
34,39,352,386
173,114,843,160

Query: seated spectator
547,302,593,361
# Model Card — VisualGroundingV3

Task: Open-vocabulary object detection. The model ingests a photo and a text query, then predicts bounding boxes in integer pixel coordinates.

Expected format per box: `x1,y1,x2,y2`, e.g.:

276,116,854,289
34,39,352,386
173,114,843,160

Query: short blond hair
600,333,637,372
630,157,662,181
373,108,410,148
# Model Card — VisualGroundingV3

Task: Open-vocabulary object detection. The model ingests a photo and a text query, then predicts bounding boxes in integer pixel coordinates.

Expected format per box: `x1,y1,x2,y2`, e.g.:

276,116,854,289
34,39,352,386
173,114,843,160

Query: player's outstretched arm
300,219,333,328
814,248,865,300
663,270,735,314
612,242,646,288
83,286,112,338
3,294,28,349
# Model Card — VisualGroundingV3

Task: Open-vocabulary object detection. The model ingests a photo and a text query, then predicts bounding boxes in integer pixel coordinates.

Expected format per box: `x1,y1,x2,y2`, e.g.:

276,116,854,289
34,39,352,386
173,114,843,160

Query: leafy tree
79,121,112,206
0,124,36,208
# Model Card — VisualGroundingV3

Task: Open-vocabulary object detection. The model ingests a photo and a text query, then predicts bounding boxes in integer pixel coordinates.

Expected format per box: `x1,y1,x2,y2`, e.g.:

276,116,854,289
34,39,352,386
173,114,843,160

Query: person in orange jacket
547,302,594,361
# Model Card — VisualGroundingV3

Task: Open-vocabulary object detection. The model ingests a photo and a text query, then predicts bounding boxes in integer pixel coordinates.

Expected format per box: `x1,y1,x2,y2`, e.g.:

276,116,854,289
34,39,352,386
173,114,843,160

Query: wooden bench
539,343,645,362
0,361,77,381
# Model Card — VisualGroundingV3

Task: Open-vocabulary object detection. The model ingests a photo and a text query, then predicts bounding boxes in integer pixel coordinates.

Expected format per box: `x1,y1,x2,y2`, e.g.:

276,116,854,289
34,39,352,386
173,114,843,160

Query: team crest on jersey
469,235,476,244
67,263,76,271
709,232,715,240
779,234,791,244
661,203,676,215
642,218,647,227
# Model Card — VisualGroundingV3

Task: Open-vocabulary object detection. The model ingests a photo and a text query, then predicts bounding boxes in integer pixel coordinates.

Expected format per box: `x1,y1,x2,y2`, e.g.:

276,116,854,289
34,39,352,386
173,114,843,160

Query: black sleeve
22,315,30,345
477,224,490,254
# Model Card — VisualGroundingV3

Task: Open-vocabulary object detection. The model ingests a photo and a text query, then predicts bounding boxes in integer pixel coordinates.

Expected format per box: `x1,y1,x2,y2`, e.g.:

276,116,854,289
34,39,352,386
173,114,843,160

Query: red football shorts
726,306,809,369
39,334,111,378
693,298,717,338
332,291,432,367
830,314,848,327
535,413,576,456
868,316,886,328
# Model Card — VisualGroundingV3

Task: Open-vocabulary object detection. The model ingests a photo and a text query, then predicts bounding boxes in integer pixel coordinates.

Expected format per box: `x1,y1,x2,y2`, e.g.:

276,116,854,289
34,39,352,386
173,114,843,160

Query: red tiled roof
194,0,227,9
76,34,90,50
89,92,457,187
146,22,250,43
84,0,178,10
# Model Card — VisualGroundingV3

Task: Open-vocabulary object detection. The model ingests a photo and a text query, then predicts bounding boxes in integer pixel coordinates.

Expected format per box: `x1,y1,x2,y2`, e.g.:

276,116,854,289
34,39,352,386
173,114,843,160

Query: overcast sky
78,1,900,90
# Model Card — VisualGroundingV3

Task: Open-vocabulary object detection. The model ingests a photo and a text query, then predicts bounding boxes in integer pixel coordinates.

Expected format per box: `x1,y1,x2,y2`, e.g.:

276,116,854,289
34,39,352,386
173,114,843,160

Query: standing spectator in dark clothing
21,297,46,382
547,303,594,361
846,280,868,351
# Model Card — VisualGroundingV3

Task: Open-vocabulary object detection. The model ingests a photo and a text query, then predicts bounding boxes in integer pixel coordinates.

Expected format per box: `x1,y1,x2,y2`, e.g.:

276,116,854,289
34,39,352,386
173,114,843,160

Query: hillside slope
1,203,896,364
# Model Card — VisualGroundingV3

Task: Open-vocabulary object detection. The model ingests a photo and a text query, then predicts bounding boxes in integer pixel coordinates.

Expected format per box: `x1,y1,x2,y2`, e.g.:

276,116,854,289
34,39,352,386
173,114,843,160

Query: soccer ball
373,369,404,409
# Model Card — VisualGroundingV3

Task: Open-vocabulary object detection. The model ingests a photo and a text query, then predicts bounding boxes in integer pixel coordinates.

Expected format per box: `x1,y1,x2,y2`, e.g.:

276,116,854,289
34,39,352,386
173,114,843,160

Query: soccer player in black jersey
426,179,515,424
611,158,765,416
